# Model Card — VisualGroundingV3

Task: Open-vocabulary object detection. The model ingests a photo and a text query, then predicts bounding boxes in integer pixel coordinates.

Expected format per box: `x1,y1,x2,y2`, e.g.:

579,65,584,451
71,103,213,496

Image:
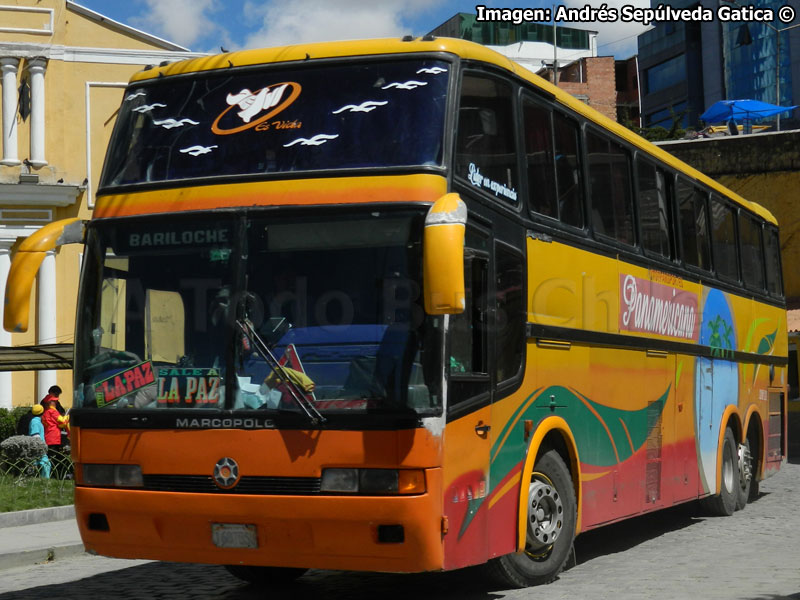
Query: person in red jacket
41,398,65,477
40,385,66,416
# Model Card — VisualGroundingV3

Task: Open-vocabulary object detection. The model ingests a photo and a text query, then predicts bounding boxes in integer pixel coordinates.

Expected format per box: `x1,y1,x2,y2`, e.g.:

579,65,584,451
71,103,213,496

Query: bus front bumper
74,468,443,573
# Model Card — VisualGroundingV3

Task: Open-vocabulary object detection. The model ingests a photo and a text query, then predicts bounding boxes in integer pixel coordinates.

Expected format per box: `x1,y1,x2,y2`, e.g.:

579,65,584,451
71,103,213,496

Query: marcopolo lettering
128,229,229,248
175,418,275,429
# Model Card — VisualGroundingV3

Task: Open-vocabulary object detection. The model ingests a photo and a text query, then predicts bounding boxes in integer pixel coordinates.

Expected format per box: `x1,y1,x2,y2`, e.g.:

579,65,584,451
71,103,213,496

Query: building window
645,55,686,95
645,102,688,129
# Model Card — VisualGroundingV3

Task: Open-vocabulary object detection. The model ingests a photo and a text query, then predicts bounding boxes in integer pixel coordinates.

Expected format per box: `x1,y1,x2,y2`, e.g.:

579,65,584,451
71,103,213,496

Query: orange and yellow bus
4,37,787,588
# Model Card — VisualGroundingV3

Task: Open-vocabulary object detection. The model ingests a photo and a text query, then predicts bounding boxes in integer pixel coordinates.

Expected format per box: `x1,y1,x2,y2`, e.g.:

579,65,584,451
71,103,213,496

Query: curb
0,505,75,529
0,543,86,571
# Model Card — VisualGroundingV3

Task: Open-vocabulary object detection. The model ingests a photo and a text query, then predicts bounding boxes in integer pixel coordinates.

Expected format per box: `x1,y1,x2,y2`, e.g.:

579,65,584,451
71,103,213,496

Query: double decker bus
4,37,787,588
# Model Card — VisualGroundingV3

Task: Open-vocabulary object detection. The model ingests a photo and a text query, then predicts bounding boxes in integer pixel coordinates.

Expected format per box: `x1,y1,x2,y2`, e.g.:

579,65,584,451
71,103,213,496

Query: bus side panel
441,405,492,570
484,362,544,560
523,241,703,530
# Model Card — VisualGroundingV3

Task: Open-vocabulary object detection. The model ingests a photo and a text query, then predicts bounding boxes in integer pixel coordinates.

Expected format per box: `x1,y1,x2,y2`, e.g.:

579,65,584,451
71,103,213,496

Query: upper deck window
101,59,450,188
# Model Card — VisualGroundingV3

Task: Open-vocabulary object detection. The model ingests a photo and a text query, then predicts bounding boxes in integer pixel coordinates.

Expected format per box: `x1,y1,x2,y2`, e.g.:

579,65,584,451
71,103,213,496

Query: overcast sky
72,0,650,59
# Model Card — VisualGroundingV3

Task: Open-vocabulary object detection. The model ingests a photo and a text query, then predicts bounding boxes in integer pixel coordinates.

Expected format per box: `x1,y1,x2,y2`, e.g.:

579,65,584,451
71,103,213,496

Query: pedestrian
40,385,66,416
28,405,51,479
15,405,35,436
42,398,64,478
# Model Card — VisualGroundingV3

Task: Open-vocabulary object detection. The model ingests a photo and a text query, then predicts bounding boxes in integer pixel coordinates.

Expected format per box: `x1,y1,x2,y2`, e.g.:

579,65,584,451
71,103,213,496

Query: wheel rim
738,443,752,491
525,472,563,558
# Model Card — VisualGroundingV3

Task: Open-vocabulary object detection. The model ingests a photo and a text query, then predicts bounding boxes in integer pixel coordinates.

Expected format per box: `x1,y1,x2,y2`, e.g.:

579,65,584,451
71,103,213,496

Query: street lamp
720,0,800,131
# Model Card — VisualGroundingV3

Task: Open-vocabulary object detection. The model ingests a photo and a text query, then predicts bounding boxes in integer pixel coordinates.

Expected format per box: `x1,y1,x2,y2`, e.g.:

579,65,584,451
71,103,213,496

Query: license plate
211,523,258,548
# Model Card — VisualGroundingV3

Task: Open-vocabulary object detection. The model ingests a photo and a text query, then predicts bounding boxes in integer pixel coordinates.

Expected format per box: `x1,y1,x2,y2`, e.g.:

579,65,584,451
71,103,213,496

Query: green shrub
0,409,14,444
1,435,48,477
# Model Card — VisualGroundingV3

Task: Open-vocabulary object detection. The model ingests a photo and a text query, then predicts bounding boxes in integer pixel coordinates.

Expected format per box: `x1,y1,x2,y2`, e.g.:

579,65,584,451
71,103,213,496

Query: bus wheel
485,450,576,588
224,565,307,584
701,427,737,516
735,438,753,511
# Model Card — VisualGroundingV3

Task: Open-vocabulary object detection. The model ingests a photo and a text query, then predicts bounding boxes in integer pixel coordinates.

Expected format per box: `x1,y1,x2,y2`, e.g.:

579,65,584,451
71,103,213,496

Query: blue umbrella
701,99,797,124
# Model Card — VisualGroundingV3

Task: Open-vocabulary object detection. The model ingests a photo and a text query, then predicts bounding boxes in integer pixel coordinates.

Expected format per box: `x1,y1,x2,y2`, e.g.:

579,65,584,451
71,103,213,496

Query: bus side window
553,112,585,228
739,213,766,290
522,97,584,228
764,227,783,296
495,243,524,384
586,129,634,244
677,179,711,271
710,196,739,281
455,74,519,204
448,230,491,408
449,252,488,378
522,98,557,218
637,159,672,258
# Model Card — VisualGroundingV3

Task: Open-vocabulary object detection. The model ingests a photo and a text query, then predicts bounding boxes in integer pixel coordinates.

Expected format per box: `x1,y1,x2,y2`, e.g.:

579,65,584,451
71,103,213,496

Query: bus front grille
142,474,322,495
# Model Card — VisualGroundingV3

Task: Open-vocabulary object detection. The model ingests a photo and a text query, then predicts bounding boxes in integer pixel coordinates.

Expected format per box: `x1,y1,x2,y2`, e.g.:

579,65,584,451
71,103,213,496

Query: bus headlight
78,464,143,488
320,468,425,494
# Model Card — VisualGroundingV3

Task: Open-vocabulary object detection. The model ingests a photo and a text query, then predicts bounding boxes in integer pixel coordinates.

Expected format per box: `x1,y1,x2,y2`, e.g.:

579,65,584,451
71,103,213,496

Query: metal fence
0,450,74,512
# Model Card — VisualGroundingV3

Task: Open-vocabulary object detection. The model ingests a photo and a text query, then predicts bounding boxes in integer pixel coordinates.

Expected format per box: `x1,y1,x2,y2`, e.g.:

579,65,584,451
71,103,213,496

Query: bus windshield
74,211,443,418
100,58,450,187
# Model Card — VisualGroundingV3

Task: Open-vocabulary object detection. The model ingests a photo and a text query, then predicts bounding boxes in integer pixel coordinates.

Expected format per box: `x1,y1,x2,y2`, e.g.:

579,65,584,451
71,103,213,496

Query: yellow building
0,0,203,409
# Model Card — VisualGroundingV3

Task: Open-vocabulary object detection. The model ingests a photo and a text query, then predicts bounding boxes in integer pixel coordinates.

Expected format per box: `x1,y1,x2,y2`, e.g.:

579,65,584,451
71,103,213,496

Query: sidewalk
0,506,85,570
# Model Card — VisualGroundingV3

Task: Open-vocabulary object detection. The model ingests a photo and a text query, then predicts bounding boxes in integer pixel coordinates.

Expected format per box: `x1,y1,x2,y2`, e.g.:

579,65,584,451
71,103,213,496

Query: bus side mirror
423,193,466,315
4,218,85,333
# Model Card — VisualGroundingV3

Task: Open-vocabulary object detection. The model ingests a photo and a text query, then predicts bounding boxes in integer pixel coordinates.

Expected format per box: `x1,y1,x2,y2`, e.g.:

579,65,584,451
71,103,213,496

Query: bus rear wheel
485,449,576,588
701,427,737,516
224,565,307,585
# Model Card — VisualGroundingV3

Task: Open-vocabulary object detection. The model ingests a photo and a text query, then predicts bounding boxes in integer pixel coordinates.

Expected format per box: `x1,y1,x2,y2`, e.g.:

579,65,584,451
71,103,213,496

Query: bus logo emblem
213,457,240,489
211,81,302,135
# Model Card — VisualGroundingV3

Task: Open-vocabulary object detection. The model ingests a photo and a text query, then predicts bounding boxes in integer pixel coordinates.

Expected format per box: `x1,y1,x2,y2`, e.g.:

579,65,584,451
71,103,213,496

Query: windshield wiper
236,319,326,426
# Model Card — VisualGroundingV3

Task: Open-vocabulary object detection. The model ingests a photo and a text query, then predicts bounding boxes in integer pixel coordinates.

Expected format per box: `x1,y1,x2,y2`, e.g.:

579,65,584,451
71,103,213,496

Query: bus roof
130,36,776,226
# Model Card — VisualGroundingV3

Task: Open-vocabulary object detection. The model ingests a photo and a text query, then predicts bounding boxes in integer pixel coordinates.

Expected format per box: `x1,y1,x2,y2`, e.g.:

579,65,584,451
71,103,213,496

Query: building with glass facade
429,13,597,74
638,0,800,131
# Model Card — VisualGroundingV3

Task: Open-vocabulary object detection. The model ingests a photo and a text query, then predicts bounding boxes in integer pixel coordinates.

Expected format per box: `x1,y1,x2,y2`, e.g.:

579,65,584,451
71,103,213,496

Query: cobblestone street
2,461,799,600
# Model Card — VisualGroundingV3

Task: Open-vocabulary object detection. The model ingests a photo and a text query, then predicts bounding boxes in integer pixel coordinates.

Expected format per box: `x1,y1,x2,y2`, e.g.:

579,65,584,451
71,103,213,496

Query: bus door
442,225,493,569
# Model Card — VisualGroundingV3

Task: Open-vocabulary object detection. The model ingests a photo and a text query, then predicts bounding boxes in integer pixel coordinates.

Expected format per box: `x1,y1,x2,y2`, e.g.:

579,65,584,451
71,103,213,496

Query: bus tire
484,449,576,588
224,565,307,584
701,427,737,517
735,437,753,511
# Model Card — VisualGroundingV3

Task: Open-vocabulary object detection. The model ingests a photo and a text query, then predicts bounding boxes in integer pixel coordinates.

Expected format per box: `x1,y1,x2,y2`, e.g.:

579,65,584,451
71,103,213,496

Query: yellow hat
32,404,43,416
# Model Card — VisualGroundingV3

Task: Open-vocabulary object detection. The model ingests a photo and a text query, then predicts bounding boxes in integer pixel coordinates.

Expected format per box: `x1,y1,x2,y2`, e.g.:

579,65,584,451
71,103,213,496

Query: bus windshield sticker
179,144,218,156
283,133,338,147
211,82,302,135
156,367,222,406
619,273,699,341
94,361,156,408
381,80,427,90
467,163,518,202
153,118,199,129
132,103,166,114
125,91,146,101
416,67,447,75
332,100,388,114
